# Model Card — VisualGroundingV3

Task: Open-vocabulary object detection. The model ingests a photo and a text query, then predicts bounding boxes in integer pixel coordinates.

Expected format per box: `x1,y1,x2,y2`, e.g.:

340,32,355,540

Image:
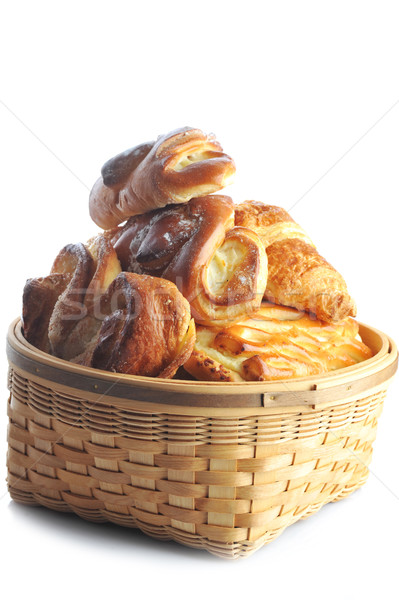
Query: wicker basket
6,318,397,558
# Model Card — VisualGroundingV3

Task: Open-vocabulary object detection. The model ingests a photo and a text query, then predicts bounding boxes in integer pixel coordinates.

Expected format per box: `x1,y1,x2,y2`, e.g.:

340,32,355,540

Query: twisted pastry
111,195,268,326
48,236,121,359
23,237,194,378
184,303,372,382
89,126,236,229
75,272,196,378
235,201,356,322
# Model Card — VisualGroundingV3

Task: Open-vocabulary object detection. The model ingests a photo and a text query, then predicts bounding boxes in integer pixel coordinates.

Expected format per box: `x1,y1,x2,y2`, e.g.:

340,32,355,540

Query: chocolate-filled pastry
48,236,121,360
235,201,356,322
184,303,373,382
89,126,236,229
111,195,268,326
74,272,196,379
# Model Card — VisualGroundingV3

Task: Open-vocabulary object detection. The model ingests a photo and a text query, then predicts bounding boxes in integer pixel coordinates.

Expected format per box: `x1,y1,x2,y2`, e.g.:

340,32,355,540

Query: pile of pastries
22,126,373,382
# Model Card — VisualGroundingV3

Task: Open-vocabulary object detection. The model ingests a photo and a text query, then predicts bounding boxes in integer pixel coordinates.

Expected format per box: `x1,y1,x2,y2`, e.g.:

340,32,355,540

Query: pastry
89,126,236,229
23,237,194,378
74,272,196,378
22,273,72,353
48,236,121,360
83,234,123,312
184,302,372,382
21,126,369,385
111,195,268,326
234,201,356,322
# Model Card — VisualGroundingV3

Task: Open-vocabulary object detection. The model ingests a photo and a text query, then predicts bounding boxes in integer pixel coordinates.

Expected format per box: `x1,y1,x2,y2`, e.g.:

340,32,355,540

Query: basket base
8,472,369,559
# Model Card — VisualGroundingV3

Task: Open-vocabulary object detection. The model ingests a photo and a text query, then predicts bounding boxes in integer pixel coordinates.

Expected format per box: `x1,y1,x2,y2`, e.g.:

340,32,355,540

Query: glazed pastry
234,201,356,323
74,272,196,378
48,236,121,360
89,127,236,229
111,195,268,326
184,302,373,382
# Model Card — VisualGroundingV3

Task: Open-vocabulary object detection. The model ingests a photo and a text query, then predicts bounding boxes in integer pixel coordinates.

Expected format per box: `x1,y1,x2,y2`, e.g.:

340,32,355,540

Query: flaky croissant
234,201,356,322
89,127,236,229
111,195,268,326
184,303,372,382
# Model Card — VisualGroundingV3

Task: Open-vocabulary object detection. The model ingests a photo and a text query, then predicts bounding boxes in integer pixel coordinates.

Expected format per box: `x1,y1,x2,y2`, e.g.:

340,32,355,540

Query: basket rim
7,317,398,410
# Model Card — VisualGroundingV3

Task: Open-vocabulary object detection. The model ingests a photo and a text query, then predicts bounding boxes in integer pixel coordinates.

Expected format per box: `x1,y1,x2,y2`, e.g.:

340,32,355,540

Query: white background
1,1,398,598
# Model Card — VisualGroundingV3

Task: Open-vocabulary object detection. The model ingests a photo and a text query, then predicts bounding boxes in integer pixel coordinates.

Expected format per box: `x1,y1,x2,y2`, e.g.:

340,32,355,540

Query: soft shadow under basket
6,318,398,558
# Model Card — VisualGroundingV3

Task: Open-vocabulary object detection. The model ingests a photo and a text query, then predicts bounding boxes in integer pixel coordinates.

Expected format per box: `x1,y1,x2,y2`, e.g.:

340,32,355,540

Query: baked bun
75,272,196,378
184,303,372,382
235,201,356,322
111,195,268,326
89,127,236,229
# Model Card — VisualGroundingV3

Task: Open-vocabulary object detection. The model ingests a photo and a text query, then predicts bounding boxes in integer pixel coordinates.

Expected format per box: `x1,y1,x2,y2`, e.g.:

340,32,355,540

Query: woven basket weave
6,318,397,558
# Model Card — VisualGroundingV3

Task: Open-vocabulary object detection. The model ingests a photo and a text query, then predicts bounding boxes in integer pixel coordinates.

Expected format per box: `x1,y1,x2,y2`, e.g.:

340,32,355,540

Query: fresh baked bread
234,201,356,322
111,195,268,326
89,127,236,229
184,302,372,382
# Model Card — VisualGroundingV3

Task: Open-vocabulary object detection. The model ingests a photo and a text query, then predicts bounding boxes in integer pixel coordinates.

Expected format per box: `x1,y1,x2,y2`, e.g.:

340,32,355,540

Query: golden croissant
234,200,356,323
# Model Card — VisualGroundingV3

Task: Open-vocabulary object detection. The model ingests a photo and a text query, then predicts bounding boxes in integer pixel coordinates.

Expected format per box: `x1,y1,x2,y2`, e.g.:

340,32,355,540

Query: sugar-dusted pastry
234,201,356,323
184,302,372,382
89,126,236,229
111,195,268,326
74,272,196,378
48,236,121,359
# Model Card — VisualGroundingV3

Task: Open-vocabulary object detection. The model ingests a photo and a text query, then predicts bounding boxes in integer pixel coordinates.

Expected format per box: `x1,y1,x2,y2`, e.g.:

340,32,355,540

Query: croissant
184,303,373,382
74,272,196,379
234,201,356,322
89,126,236,229
111,195,268,326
